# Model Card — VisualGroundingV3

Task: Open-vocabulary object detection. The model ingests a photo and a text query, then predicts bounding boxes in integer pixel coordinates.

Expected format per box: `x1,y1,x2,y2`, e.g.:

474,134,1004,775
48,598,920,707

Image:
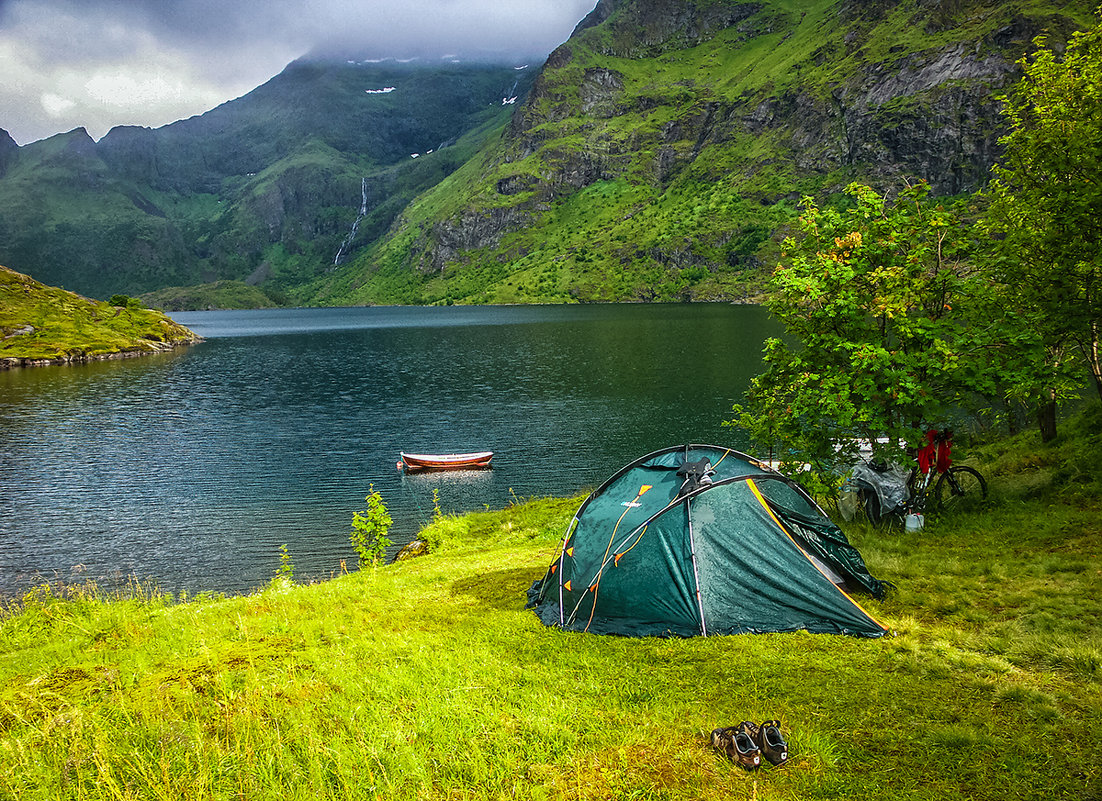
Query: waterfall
334,176,369,266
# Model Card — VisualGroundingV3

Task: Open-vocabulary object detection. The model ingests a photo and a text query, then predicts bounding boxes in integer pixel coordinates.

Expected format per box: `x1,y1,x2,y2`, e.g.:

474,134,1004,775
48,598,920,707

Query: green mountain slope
0,61,536,301
0,265,199,367
310,0,1096,305
1,0,1095,307
0,128,204,299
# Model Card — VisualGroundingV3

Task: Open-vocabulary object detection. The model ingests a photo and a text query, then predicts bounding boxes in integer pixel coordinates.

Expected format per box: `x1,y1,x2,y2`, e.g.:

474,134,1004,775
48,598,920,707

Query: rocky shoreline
0,337,202,370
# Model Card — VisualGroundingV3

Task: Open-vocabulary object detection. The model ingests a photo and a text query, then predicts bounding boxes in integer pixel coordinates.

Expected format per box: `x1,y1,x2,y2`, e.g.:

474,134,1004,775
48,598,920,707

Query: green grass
140,280,280,312
2,409,1101,798
0,265,199,364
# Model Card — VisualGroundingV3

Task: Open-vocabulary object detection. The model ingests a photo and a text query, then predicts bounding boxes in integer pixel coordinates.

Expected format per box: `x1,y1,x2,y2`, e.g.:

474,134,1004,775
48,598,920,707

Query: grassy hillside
0,130,201,299
0,265,199,367
312,0,1097,305
1,406,1099,798
139,280,280,312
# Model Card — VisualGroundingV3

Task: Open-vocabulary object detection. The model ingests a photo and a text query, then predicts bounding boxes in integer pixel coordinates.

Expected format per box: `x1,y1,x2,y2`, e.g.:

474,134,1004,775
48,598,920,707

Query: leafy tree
968,281,1082,441
731,181,991,480
350,485,393,569
984,17,1102,429
108,294,142,309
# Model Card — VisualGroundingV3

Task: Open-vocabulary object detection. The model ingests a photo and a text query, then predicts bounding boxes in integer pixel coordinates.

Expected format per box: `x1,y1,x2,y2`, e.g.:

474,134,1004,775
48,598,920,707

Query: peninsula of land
0,265,200,369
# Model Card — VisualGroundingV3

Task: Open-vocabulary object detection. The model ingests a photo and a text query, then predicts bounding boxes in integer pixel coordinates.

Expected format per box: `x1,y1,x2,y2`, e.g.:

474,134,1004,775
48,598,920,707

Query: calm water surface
0,304,777,597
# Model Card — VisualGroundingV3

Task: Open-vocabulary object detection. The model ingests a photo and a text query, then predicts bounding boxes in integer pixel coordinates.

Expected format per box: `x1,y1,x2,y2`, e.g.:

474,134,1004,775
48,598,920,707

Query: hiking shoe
717,723,761,770
710,726,761,770
730,728,762,770
710,727,729,750
736,720,760,742
755,720,789,766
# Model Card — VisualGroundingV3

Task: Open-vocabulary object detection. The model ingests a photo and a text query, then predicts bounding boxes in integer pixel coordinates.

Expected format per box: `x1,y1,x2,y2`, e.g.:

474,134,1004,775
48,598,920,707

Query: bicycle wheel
933,466,987,513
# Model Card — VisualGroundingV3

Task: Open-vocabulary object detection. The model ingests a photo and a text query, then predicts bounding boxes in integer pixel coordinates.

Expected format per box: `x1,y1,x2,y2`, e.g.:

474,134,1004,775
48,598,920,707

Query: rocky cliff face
572,0,766,58
410,0,1085,285
738,37,1021,194
415,205,535,275
96,125,164,186
519,0,1037,196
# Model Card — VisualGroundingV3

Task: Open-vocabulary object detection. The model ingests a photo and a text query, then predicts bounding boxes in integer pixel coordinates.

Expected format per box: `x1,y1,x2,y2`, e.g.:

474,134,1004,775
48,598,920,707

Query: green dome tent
527,445,890,638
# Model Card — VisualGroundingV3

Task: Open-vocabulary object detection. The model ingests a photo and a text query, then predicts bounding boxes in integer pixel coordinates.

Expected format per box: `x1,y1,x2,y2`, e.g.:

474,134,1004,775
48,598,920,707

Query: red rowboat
398,451,494,471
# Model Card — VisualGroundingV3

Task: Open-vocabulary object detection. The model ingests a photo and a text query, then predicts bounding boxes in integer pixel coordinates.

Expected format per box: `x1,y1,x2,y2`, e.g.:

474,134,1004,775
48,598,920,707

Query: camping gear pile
527,445,890,638
837,430,958,525
838,460,911,523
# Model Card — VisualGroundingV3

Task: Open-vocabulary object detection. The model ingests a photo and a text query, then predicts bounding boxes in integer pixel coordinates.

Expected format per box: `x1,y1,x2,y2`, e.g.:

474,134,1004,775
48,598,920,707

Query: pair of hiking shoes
710,720,788,770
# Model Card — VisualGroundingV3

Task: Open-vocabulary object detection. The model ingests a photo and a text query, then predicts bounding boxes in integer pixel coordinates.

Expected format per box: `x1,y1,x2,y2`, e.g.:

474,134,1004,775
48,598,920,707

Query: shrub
350,485,393,568
276,544,295,583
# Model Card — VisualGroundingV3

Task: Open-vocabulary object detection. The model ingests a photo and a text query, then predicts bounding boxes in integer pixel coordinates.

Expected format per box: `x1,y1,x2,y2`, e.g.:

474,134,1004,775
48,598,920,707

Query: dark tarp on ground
527,445,890,638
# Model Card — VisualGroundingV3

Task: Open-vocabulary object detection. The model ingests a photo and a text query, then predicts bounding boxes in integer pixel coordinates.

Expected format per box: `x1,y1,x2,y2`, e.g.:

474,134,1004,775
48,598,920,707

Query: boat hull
399,451,494,471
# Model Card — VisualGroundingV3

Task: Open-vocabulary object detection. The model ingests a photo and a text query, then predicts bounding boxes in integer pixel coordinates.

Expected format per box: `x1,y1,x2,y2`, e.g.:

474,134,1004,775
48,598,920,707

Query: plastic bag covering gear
850,461,910,516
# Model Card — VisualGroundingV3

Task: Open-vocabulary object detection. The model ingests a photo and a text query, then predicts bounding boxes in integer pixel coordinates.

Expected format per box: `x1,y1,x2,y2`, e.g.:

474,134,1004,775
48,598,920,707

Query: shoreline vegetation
0,265,201,370
1,406,1099,799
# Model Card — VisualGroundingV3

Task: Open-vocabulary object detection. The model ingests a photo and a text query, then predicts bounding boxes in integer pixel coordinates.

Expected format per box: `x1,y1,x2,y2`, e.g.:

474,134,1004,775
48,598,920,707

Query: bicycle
844,430,988,527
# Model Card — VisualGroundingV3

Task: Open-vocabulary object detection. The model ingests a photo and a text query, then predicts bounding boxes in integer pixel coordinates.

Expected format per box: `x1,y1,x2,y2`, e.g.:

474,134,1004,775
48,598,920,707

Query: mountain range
0,0,1096,307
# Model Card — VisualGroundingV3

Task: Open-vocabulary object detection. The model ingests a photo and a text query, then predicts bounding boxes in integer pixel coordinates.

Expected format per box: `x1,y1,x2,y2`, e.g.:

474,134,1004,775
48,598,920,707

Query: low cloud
0,0,595,144
40,92,76,117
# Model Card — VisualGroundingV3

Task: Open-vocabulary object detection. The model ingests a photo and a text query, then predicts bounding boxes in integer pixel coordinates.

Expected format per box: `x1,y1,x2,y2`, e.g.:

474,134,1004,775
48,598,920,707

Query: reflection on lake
0,304,777,597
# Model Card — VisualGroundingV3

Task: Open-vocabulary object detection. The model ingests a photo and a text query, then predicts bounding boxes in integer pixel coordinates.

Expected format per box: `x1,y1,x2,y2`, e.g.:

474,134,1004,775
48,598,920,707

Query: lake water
0,304,777,598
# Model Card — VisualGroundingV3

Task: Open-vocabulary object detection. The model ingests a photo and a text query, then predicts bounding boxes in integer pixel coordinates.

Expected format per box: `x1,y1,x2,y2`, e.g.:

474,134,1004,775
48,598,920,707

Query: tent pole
685,499,708,637
557,515,579,628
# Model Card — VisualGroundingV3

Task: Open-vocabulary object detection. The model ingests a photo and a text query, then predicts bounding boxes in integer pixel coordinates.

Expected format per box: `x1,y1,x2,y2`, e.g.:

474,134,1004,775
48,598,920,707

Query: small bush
276,544,295,583
108,294,143,309
350,485,393,568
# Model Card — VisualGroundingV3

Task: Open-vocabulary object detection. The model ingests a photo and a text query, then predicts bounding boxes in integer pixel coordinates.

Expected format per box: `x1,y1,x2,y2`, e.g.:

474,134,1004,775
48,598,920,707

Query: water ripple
0,304,776,598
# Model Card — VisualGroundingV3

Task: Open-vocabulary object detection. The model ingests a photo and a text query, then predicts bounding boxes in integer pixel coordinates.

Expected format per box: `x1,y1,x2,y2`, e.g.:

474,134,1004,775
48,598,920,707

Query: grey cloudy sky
0,0,596,145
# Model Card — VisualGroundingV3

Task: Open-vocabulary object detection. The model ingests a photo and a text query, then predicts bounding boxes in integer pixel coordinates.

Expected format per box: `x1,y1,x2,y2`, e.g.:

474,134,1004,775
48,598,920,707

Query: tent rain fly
527,445,890,638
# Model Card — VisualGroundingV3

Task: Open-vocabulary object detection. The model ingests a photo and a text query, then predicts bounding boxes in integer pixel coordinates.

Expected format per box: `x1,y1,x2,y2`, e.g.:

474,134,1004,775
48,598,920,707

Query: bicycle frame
907,429,954,514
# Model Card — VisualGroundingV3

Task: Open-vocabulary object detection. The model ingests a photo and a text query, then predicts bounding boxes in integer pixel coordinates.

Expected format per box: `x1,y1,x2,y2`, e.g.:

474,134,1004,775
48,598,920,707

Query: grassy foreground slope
1,409,1100,799
0,265,199,368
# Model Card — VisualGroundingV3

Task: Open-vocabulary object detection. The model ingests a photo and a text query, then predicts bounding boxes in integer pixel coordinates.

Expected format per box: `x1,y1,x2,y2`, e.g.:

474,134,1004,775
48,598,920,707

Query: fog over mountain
0,0,595,144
